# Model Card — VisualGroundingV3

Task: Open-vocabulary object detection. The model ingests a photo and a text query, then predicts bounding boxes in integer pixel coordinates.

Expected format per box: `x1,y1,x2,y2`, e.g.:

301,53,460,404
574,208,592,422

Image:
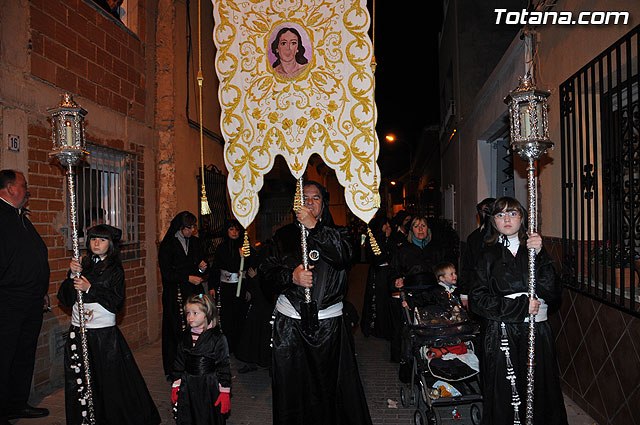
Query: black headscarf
161,211,197,244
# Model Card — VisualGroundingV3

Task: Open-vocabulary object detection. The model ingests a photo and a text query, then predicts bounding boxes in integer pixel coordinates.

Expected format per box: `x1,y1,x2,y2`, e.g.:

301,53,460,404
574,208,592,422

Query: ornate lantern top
504,73,553,161
48,92,88,166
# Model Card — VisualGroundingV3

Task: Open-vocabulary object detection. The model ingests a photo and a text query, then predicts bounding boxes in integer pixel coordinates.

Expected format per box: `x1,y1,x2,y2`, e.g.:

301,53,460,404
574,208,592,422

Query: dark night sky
371,3,443,175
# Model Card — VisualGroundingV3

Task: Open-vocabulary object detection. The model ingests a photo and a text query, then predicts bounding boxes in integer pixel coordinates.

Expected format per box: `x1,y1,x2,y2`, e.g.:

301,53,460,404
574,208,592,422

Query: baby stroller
398,286,482,425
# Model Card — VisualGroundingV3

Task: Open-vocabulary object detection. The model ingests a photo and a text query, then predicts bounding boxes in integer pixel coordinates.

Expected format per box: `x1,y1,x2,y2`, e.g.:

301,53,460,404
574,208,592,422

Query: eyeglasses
494,211,521,220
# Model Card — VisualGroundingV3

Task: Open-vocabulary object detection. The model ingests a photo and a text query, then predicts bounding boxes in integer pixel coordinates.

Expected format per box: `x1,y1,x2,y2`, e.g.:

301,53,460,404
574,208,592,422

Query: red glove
171,386,179,405
215,392,230,414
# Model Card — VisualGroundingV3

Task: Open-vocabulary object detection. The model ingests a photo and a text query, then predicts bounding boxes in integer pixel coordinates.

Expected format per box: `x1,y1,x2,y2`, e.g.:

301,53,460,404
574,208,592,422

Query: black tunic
171,326,231,425
210,238,250,353
470,242,568,425
234,267,274,368
261,222,372,425
58,259,160,425
360,232,393,339
159,233,206,376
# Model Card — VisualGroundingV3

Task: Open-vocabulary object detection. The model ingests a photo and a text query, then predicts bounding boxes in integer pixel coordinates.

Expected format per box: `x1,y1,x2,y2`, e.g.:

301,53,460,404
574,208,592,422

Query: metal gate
560,25,639,315
197,165,230,262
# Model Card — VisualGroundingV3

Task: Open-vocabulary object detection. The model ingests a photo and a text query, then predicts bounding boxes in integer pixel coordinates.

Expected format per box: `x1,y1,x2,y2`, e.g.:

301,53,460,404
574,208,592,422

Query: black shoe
7,405,49,419
238,364,258,373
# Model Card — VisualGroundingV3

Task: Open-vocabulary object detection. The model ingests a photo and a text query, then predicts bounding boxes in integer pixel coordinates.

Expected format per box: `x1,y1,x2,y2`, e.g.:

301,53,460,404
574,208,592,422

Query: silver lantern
48,93,95,425
504,74,553,425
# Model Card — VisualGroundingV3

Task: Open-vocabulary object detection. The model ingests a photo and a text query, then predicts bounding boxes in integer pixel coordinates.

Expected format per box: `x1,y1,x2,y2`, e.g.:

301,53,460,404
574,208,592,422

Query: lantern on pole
504,71,552,425
48,92,95,425
505,73,552,159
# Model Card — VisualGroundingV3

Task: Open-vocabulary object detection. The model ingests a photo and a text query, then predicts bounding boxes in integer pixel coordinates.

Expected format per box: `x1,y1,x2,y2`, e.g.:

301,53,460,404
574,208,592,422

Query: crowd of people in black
1,167,568,425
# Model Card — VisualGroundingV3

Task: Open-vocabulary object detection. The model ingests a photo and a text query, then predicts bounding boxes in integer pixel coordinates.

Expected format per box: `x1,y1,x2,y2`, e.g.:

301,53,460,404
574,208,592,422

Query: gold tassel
372,174,381,208
200,184,211,215
242,231,251,257
368,226,381,256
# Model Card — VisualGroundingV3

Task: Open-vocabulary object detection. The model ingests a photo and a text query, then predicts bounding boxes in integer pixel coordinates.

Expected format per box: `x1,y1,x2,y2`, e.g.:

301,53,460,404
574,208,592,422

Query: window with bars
559,25,639,315
71,143,139,249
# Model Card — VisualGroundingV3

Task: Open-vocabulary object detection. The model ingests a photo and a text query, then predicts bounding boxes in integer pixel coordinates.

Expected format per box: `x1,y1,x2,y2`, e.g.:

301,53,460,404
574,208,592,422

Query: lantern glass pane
519,102,531,138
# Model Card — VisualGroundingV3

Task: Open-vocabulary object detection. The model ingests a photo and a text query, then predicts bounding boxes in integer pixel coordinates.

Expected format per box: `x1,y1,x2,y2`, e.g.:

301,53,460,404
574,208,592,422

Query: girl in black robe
159,211,207,378
470,197,568,425
210,219,250,354
261,181,372,425
57,225,160,425
171,294,231,425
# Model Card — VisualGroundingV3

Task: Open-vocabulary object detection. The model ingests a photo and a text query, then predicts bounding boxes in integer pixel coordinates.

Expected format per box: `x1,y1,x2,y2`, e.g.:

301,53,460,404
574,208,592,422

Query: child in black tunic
57,224,160,425
171,294,231,425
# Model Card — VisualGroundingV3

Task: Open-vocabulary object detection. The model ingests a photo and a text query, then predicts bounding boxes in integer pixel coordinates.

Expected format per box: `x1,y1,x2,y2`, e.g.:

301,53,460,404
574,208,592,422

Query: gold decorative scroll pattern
211,0,380,229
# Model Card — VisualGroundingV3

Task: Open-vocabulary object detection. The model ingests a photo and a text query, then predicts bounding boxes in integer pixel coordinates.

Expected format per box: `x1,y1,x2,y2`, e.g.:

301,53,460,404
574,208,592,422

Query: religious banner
211,0,380,229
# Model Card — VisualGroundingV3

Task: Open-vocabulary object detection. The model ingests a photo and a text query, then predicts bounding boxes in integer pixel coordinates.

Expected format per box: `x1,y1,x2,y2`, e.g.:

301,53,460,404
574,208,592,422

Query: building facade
439,0,640,423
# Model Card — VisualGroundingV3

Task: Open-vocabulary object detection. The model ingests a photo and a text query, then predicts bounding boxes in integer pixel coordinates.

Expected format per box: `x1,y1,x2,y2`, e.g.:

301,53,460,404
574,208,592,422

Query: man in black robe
0,170,50,424
261,181,372,425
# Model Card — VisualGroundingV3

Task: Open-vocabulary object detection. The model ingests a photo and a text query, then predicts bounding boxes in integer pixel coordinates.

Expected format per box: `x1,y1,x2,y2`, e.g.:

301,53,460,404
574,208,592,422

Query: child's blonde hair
434,262,456,280
185,294,218,327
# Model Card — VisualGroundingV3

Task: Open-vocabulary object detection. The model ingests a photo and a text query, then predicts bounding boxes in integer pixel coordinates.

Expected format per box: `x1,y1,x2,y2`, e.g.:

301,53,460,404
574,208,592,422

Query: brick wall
28,120,149,392
29,0,146,121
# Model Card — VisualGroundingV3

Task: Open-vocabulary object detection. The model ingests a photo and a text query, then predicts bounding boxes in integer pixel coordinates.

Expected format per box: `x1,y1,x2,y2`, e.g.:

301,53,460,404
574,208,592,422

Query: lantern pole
505,68,552,425
48,93,95,425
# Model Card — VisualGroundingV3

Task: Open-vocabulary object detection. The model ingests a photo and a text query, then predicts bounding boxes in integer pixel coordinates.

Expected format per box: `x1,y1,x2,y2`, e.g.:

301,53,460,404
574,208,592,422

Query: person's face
10,173,30,209
303,184,323,220
90,237,110,257
402,215,411,228
382,222,392,237
181,224,196,238
277,31,299,62
412,220,428,240
494,208,522,237
227,226,240,240
185,303,207,329
439,267,457,286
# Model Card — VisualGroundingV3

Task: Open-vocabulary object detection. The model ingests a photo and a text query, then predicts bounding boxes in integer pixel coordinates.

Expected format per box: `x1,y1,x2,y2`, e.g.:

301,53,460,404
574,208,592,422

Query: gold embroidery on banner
213,0,380,227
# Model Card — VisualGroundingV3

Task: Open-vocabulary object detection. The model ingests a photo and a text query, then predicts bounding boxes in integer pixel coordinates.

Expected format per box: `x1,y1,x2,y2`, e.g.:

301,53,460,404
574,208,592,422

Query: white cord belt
504,292,548,322
276,294,343,320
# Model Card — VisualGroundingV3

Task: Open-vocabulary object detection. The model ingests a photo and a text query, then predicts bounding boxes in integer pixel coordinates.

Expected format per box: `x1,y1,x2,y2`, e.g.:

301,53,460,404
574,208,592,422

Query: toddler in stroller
398,281,482,425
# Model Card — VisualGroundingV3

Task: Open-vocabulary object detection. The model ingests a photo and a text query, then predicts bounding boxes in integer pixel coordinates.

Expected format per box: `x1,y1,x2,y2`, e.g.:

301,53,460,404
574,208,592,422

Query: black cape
470,242,568,425
58,259,160,425
261,221,372,425
210,238,250,353
360,231,393,339
159,231,206,376
171,326,231,425
234,264,274,367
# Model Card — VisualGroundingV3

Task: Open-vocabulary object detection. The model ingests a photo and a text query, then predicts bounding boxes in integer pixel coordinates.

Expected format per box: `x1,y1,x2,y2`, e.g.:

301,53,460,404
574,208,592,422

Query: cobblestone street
16,330,595,425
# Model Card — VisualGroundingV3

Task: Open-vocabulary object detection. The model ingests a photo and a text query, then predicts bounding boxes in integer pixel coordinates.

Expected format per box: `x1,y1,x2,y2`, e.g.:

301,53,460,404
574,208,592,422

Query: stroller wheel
400,385,411,407
413,409,425,425
470,403,482,425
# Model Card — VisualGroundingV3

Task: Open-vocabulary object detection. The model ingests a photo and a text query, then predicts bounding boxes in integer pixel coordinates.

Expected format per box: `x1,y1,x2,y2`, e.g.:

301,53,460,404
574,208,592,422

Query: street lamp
48,93,96,425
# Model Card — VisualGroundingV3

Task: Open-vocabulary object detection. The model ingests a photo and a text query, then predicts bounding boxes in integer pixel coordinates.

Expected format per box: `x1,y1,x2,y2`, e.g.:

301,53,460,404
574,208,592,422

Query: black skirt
271,313,372,425
360,264,393,339
64,326,160,425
